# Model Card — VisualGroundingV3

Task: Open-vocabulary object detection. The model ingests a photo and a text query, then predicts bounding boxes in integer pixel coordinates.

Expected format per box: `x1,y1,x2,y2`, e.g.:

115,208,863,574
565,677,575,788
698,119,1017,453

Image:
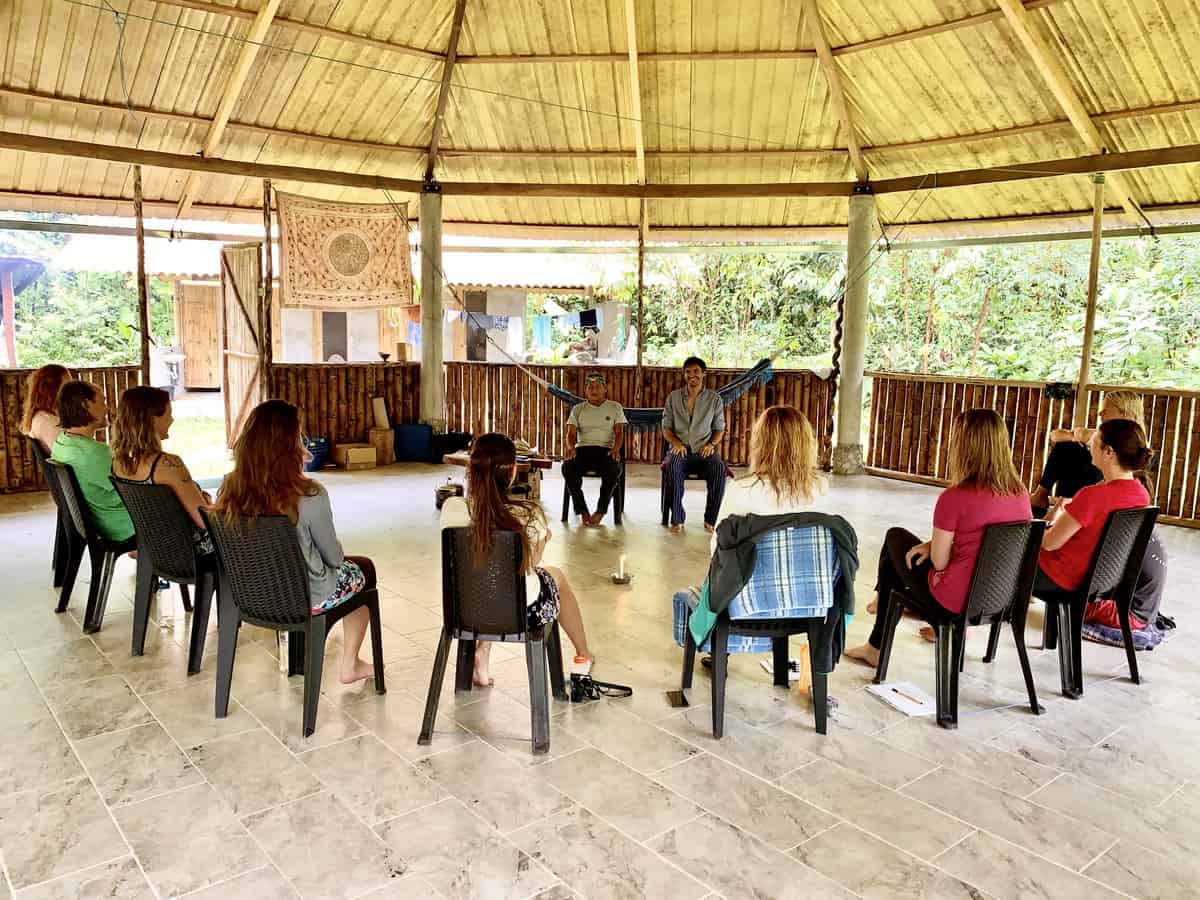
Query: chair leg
560,485,570,524
454,639,476,693
287,630,306,677
934,624,957,729
772,637,789,688
1069,596,1085,698
873,591,905,684
1116,597,1141,685
982,620,1003,664
179,582,193,613
302,619,328,738
710,621,728,739
681,611,697,692
52,512,68,588
546,621,568,701
130,554,155,656
368,598,387,694
214,593,240,718
1054,602,1080,699
950,624,965,725
957,624,967,673
526,638,551,754
1010,607,1044,716
808,632,827,735
83,549,117,634
56,536,84,613
660,474,670,527
187,573,215,675
418,630,453,745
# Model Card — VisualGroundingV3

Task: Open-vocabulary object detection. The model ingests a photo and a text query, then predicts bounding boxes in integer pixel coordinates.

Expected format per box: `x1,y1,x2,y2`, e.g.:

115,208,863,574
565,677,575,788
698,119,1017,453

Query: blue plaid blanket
673,526,839,654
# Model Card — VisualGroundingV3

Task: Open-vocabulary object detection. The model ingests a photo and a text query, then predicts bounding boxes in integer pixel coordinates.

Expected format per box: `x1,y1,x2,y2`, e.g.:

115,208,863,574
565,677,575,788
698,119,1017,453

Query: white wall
346,310,379,361
485,290,526,362
281,308,311,362
279,309,380,362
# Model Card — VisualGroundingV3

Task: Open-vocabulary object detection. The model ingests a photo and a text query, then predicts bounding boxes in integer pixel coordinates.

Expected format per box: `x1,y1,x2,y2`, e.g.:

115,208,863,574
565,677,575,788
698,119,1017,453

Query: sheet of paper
866,681,936,717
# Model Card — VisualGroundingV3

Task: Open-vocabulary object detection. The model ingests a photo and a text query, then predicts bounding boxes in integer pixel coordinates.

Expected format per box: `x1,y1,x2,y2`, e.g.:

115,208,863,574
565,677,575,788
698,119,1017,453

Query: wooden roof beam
5,129,1200,199
803,0,868,182
426,0,469,181
996,0,1143,223
174,0,284,218
624,0,646,186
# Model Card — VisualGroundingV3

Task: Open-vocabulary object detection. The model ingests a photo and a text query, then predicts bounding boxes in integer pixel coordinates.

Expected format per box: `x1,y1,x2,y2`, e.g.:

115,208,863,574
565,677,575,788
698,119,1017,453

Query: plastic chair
25,436,75,590
561,449,625,525
420,528,568,754
110,479,212,674
45,460,137,633
200,511,386,738
680,525,844,739
875,520,1046,729
1024,506,1158,698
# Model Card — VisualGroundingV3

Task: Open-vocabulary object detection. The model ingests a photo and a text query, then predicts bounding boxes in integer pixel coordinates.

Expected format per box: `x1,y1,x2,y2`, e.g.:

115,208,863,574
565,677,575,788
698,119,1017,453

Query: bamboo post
1074,174,1105,429
420,185,446,430
261,179,274,401
635,199,646,403
133,165,151,385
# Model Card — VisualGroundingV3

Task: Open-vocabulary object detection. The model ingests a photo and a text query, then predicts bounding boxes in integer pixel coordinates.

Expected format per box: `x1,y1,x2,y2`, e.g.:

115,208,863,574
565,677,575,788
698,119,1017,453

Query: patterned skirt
528,567,560,629
312,559,367,615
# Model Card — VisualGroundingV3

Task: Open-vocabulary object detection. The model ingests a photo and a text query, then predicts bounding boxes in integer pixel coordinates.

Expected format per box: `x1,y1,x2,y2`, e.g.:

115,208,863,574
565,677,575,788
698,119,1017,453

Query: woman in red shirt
1036,419,1152,592
846,409,1031,668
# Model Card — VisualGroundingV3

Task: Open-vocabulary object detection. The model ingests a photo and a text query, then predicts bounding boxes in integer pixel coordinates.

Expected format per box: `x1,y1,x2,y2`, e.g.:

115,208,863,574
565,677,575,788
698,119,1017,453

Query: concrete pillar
419,185,446,431
832,188,875,475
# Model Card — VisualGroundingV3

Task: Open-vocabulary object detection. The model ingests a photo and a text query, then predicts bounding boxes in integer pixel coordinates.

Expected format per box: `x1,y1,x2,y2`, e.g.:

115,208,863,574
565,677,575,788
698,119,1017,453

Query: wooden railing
867,371,1200,527
269,363,420,446
0,365,141,493
445,361,835,467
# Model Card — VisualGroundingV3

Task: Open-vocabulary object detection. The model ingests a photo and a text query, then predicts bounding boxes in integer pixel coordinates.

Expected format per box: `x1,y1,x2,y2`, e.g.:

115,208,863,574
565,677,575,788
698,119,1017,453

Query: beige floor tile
764,720,937,789
555,700,701,774
659,704,820,780
12,856,154,900
177,865,300,900
342,687,477,761
0,708,84,797
74,721,202,807
20,638,115,688
452,690,585,765
140,678,258,749
43,674,153,740
935,830,1123,899
240,684,365,753
190,727,323,817
1082,840,1200,900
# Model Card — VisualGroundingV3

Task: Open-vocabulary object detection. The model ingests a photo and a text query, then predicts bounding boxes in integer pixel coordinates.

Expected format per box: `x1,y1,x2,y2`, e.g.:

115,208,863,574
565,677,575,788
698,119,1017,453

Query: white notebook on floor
866,681,936,717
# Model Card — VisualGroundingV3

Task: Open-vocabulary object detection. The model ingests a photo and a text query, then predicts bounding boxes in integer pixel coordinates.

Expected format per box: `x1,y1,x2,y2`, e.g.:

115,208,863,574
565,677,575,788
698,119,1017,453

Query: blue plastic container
303,437,330,472
393,424,433,462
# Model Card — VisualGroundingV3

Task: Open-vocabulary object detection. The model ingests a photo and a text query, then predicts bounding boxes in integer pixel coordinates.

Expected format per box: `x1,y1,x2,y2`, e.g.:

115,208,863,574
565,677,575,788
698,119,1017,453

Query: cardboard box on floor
333,443,377,470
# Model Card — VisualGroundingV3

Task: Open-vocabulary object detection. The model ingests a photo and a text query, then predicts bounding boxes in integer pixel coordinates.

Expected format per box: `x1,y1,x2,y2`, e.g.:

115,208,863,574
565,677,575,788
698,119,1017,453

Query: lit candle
618,555,626,578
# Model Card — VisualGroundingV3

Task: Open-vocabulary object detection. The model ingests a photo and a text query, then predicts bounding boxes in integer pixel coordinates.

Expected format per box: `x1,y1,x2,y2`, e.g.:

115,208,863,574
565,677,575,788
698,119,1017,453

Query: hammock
547,358,775,433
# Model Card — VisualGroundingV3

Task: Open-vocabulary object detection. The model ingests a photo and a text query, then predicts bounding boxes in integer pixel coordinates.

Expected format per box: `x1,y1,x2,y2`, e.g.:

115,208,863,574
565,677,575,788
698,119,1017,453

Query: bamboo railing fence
444,361,835,467
867,371,1200,527
269,363,420,446
0,365,141,492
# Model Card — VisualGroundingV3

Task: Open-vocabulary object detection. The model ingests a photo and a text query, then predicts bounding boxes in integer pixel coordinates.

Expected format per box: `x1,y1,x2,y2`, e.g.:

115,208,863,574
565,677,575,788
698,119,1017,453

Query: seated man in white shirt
562,374,627,526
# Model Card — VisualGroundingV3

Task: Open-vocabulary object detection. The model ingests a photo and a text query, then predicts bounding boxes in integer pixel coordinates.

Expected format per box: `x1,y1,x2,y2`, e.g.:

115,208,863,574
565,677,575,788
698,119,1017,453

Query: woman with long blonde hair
709,405,825,553
111,386,211,533
215,400,376,684
440,432,593,687
22,364,71,452
846,408,1031,668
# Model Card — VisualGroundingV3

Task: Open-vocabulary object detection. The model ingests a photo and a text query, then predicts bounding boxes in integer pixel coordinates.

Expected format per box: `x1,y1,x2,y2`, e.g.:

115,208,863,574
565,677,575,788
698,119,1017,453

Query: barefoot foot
472,666,495,687
669,524,685,534
866,597,878,615
918,626,936,644
844,643,880,668
339,659,375,685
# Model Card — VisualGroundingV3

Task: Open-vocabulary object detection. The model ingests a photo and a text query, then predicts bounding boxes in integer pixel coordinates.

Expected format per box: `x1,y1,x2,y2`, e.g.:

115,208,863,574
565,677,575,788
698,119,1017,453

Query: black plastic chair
420,528,568,754
560,449,625,525
45,460,137,633
201,511,386,738
660,452,734,526
875,520,1046,729
25,436,74,590
1023,506,1158,698
110,479,212,674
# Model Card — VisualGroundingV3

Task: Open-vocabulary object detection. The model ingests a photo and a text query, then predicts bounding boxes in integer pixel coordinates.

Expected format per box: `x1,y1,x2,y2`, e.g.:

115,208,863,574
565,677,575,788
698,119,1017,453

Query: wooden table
442,451,552,499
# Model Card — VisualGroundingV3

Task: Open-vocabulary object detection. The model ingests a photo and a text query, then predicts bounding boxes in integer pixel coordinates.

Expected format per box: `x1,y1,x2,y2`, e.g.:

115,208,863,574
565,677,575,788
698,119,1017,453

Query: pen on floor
891,687,922,704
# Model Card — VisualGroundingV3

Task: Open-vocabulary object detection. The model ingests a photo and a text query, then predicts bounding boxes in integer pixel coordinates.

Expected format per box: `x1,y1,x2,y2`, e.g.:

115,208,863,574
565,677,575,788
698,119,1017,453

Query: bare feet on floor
866,597,878,615
584,513,603,527
670,524,685,534
473,665,494,687
844,643,880,667
704,523,715,534
339,659,375,684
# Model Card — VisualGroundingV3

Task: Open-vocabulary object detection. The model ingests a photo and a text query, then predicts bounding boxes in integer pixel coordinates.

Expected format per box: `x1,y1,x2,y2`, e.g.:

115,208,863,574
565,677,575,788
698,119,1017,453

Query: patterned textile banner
277,192,414,309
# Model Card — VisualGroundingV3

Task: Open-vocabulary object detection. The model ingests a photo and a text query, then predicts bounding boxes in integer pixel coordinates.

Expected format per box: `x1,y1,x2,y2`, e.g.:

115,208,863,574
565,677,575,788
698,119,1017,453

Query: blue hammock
547,358,775,433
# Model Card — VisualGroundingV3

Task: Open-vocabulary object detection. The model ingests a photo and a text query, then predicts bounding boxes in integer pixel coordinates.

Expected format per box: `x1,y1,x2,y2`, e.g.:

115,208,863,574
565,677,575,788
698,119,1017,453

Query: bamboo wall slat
442,362,835,468
866,371,1200,527
268,363,420,446
0,365,141,493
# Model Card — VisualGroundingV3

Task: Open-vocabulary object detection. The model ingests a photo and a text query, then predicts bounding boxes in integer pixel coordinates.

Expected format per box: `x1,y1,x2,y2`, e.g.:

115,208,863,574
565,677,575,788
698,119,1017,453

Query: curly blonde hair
1102,390,1144,426
747,406,825,503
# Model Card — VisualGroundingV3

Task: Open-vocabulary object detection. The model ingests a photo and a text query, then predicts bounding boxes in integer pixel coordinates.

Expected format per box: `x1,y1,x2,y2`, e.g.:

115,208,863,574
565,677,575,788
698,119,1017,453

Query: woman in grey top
216,400,377,685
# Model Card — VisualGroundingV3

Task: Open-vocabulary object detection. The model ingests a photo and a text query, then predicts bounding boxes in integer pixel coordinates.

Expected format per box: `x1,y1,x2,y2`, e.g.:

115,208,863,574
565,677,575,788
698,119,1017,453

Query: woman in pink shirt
846,409,1032,668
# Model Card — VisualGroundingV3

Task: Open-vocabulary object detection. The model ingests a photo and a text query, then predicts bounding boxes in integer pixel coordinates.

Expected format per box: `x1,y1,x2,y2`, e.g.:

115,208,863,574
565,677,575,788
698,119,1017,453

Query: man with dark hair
563,373,626,525
662,357,727,532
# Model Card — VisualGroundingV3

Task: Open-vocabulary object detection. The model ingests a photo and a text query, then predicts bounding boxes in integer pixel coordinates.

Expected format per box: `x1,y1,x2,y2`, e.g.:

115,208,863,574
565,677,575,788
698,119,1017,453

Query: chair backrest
729,525,842,620
44,459,99,542
1081,506,1159,601
441,526,528,639
201,510,311,626
963,519,1047,624
110,479,197,582
27,435,66,510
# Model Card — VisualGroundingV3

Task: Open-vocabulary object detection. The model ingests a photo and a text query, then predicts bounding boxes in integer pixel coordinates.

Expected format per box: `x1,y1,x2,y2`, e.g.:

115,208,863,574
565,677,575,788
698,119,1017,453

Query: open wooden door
219,243,263,446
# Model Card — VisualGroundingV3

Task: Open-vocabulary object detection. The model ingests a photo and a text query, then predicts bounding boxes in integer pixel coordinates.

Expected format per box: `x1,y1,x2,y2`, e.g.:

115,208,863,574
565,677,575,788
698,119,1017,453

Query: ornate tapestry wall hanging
276,191,414,309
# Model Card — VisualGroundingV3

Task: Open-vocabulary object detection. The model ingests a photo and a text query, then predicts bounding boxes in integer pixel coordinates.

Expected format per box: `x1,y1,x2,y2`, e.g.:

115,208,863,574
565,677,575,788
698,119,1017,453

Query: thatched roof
2,0,1199,239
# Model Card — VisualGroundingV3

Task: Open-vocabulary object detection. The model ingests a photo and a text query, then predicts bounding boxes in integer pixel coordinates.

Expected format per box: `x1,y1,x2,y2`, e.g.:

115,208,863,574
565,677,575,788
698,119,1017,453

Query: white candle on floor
618,555,626,578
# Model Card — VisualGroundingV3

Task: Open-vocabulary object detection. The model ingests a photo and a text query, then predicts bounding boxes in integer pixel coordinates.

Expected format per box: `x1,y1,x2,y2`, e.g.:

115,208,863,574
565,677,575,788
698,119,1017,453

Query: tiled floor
0,463,1197,899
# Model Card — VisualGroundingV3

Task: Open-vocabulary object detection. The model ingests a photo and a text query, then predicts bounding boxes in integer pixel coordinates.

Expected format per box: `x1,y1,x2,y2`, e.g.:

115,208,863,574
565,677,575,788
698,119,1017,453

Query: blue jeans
663,451,727,527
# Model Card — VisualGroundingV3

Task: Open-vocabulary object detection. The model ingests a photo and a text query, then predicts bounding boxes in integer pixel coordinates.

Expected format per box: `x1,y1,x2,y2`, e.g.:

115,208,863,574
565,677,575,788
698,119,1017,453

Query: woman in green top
50,381,134,543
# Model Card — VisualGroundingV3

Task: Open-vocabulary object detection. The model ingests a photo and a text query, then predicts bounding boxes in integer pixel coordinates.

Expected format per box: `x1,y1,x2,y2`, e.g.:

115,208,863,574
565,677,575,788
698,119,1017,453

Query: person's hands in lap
905,542,931,569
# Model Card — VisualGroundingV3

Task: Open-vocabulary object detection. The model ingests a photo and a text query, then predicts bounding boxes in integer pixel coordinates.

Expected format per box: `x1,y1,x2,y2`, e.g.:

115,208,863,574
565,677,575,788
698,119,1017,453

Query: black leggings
867,527,955,648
